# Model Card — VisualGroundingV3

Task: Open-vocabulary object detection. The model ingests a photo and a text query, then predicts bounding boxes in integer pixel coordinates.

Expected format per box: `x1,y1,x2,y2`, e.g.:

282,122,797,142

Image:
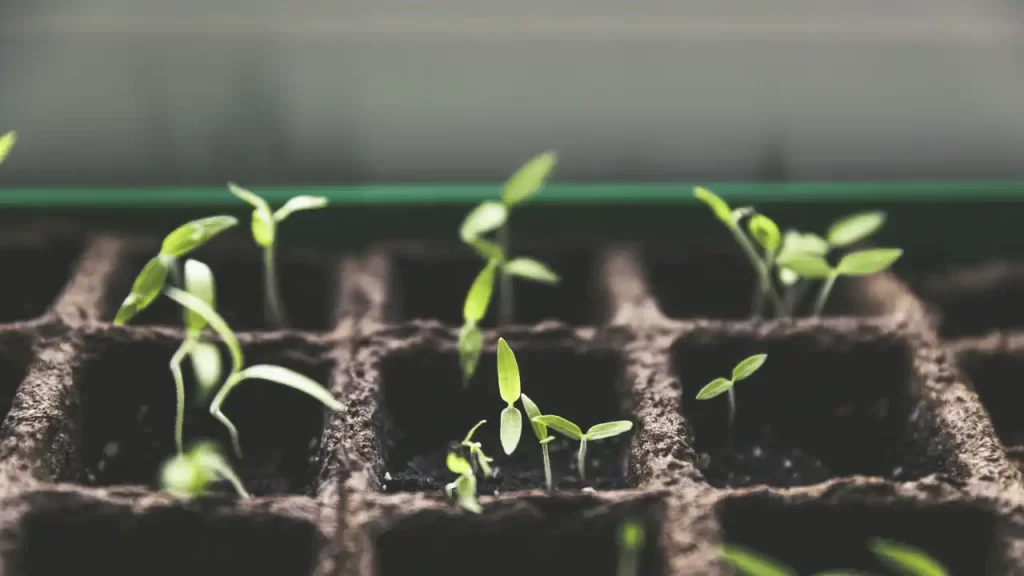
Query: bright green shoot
521,393,554,491
0,131,16,167
776,248,903,317
458,260,498,382
617,517,646,576
445,452,482,514
870,539,949,576
113,215,239,325
228,183,328,329
530,415,633,482
161,440,249,499
497,338,523,455
718,539,948,576
695,354,767,440
461,420,495,478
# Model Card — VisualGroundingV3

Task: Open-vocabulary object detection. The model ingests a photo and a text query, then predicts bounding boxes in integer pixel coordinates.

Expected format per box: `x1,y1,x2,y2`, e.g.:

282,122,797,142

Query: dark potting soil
916,260,1024,338
0,240,83,323
955,344,1024,448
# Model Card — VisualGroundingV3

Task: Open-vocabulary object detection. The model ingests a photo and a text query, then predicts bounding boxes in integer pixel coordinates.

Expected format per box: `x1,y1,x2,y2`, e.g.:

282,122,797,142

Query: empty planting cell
0,239,82,322
674,327,944,488
386,247,600,326
377,337,634,492
72,335,332,495
717,494,1002,575
0,333,32,431
956,348,1024,470
109,247,337,332
10,491,320,576
374,497,665,576
916,261,1024,338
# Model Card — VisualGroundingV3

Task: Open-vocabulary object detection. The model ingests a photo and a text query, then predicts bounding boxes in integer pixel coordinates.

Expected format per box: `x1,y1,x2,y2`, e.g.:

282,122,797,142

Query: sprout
113,215,239,325
871,539,948,576
0,131,16,166
460,420,495,477
445,452,482,514
827,211,887,248
695,354,767,441
776,248,903,317
161,440,249,499
496,338,523,455
718,545,796,576
521,392,554,491
530,415,633,482
617,518,646,576
228,183,328,329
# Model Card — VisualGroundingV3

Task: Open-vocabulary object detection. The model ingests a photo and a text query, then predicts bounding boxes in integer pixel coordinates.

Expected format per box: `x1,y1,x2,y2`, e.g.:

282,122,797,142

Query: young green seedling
0,131,16,167
521,393,555,491
530,415,633,482
458,259,498,382
776,248,903,317
113,215,239,325
459,152,560,326
460,420,495,477
160,440,249,499
871,538,949,576
445,452,482,514
695,354,767,439
616,517,646,576
496,338,523,455
228,183,328,329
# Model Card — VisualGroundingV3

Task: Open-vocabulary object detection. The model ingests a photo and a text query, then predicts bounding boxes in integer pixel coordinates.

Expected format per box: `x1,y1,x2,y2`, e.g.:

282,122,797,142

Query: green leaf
183,259,216,334
113,255,171,325
836,248,903,276
251,209,276,248
827,211,886,248
693,186,732,223
460,201,508,242
520,393,548,440
463,261,498,324
273,195,328,222
778,230,830,260
732,354,767,381
447,452,473,476
502,151,557,206
500,405,522,455
458,323,483,381
748,214,781,255
775,253,833,279
228,182,271,213
160,216,239,257
585,420,633,440
468,237,506,262
496,337,521,404
190,341,223,399
778,266,800,287
463,420,487,444
870,539,948,576
718,545,796,576
0,131,16,166
531,414,583,440
231,364,344,412
503,258,560,284
160,452,210,497
163,286,244,374
696,377,733,400
455,473,482,513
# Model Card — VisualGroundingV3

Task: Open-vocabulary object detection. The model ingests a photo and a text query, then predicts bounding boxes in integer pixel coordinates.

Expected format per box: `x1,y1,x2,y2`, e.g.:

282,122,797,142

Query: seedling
113,215,239,325
460,420,495,477
617,517,646,576
445,452,482,514
718,539,949,576
228,183,328,329
160,440,249,499
459,152,560,327
496,338,523,455
0,130,16,167
530,414,633,482
695,354,767,440
521,392,554,491
776,248,903,317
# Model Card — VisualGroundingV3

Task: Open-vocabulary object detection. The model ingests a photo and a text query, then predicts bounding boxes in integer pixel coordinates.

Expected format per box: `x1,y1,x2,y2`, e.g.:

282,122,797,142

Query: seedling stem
695,354,768,442
531,414,633,483
521,393,554,490
497,223,513,325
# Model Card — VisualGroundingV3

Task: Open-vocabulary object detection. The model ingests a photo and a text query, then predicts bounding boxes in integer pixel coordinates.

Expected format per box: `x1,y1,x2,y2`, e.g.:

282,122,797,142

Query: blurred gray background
2,0,1024,186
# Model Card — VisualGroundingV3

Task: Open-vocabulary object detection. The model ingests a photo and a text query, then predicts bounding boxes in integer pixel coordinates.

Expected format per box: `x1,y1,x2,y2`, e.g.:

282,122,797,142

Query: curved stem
210,372,244,458
263,244,287,329
498,223,513,325
169,338,196,455
578,437,588,482
542,443,552,492
813,273,839,317
210,459,250,499
729,224,783,317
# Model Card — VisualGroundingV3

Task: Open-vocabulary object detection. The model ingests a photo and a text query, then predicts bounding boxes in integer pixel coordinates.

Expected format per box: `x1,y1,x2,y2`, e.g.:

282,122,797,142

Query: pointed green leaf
696,377,733,400
273,195,328,222
232,364,343,412
531,414,582,440
732,354,767,381
870,539,948,576
163,286,244,374
496,338,521,404
585,420,633,440
460,201,508,242
520,393,548,440
463,261,498,324
827,211,886,248
160,216,239,257
468,237,506,262
0,131,16,166
836,248,903,276
500,406,522,455
778,230,830,261
503,258,560,284
455,473,482,513
447,452,473,476
463,420,487,444
775,253,833,279
190,341,223,399
183,259,216,334
228,182,271,213
458,323,483,381
113,255,171,325
502,151,557,206
748,214,781,255
251,209,276,248
719,545,796,576
693,186,732,223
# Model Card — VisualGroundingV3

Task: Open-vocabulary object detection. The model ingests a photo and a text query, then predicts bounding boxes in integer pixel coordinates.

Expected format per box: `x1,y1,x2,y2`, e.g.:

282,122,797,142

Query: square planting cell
716,494,1002,575
0,238,82,323
376,336,634,492
373,496,665,576
956,347,1024,470
916,260,1024,338
674,326,945,488
71,334,333,496
386,246,602,326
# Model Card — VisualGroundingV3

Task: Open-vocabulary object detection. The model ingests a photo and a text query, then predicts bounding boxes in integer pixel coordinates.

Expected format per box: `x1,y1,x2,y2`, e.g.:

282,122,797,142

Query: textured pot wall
2,0,1024,186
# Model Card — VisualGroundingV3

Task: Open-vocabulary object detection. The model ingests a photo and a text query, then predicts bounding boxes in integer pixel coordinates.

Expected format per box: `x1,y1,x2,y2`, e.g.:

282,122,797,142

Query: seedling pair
720,539,948,576
695,354,768,439
445,452,483,514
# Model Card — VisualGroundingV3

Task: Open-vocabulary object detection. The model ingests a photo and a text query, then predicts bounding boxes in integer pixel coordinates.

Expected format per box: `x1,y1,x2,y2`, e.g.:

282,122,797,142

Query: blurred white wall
2,0,1024,185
